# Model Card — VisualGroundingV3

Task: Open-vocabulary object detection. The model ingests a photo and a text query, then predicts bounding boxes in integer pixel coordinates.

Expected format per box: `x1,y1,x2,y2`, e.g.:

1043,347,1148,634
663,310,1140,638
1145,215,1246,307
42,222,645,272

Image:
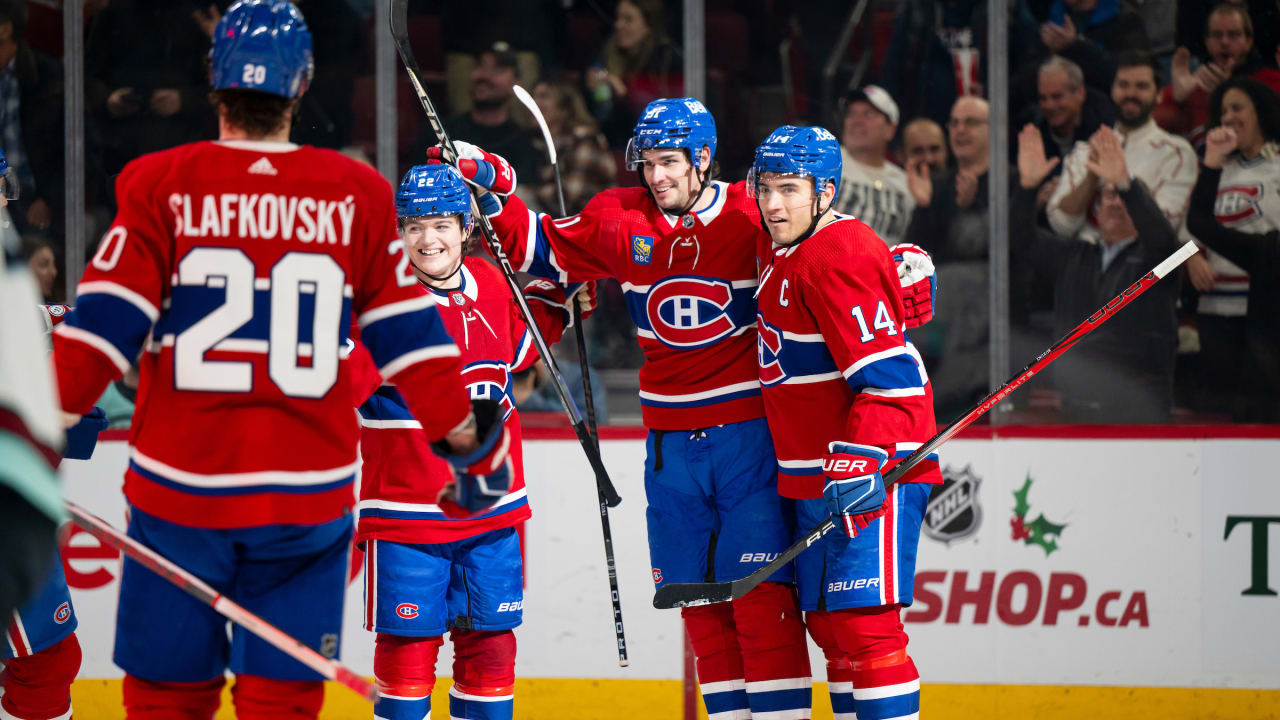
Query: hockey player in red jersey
750,125,942,720
46,2,498,718
351,163,591,720
428,101,813,719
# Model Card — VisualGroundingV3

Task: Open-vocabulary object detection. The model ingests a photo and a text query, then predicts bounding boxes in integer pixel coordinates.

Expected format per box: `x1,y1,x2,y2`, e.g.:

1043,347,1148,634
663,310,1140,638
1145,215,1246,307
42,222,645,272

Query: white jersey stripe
378,344,461,380
852,678,921,701
746,678,812,692
53,325,131,373
357,295,437,328
130,449,358,489
700,679,746,694
638,380,760,403
77,280,160,321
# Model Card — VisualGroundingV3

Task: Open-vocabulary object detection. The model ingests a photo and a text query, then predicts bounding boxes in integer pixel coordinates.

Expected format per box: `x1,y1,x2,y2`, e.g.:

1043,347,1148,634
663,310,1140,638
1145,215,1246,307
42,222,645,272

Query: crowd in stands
4,0,1277,424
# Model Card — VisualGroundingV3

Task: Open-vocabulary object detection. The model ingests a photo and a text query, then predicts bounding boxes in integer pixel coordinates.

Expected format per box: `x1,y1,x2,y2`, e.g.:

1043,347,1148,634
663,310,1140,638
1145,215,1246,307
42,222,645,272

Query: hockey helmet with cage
210,0,314,100
748,125,843,206
396,164,474,234
625,97,718,171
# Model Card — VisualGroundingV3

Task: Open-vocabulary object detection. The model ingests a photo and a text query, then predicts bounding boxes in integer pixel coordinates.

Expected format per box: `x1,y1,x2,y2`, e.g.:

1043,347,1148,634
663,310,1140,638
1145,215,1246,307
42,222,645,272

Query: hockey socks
231,675,323,720
733,583,812,720
682,603,748,720
374,634,442,720
805,611,855,720
449,629,515,720
808,606,920,720
0,633,80,720
121,674,224,720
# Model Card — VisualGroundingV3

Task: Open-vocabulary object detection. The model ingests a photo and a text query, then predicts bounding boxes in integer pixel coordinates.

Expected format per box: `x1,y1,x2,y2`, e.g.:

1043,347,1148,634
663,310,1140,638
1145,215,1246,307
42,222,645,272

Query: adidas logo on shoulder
248,157,278,176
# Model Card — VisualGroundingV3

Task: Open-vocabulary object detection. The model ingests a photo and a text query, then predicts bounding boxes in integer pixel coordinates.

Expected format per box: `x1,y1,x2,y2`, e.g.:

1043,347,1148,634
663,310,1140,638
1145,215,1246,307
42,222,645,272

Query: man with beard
1049,50,1197,251
428,42,542,190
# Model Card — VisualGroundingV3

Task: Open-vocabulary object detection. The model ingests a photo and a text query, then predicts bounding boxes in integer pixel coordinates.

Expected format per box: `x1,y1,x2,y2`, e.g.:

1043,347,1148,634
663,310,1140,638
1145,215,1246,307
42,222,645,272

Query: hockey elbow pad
890,243,936,328
431,399,513,516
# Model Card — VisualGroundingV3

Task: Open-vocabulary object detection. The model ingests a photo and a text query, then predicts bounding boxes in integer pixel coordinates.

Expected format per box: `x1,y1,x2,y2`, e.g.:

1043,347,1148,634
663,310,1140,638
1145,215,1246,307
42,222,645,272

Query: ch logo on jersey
54,602,71,624
1216,184,1263,225
645,275,736,349
632,235,653,265
756,316,787,386
652,568,663,583
396,603,419,619
463,362,515,420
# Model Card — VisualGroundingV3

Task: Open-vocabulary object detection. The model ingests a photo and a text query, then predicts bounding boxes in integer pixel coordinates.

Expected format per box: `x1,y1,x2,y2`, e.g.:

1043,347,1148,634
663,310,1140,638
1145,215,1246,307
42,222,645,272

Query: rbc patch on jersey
632,235,653,265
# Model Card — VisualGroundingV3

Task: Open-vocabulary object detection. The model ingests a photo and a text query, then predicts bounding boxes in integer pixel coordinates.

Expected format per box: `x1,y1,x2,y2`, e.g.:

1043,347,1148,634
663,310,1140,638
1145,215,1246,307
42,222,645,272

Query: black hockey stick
653,241,1200,609
512,83,629,666
388,0,620,508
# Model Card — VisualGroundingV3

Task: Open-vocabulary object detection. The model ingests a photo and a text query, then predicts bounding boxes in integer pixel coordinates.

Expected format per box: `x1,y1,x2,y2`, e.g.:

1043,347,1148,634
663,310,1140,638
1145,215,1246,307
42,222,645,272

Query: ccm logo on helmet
396,603,419,619
823,458,870,474
644,275,737,349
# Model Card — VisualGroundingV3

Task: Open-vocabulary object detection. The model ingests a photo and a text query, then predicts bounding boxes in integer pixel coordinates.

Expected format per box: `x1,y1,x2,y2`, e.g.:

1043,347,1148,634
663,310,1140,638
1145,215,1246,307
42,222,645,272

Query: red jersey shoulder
797,217,895,278
463,255,506,293
594,186,651,212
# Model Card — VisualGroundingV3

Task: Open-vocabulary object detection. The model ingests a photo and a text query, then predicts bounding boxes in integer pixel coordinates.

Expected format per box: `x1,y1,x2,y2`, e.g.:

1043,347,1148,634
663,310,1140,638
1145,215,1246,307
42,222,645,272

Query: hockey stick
65,500,377,701
388,0,621,508
653,241,1200,609
512,83,629,666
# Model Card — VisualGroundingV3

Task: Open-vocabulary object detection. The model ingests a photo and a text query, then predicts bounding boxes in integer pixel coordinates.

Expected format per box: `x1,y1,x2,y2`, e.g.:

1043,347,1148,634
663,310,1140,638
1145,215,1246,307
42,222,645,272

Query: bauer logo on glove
430,399,514,519
822,441,890,538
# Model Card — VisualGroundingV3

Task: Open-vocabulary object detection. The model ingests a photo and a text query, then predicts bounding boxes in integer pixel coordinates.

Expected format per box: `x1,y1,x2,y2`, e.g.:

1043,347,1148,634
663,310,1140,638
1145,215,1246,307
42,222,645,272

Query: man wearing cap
430,42,542,192
835,85,914,246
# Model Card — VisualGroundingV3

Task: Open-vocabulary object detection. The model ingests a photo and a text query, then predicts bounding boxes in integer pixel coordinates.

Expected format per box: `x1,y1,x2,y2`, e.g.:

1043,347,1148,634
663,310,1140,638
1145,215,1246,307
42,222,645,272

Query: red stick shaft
65,500,377,702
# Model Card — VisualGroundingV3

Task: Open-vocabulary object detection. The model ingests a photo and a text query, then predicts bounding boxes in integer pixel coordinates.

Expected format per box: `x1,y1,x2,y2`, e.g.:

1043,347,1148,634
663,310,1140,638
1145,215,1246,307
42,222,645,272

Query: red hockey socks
805,611,856,720
732,582,812,720
822,605,920,720
449,629,515,720
373,633,442,720
0,633,81,720
229,675,323,720
121,674,224,720
682,602,748,720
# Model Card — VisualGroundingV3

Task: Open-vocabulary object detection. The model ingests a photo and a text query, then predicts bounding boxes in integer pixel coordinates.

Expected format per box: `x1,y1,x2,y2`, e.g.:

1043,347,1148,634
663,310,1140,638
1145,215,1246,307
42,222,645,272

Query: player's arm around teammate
750,126,944,720
429,101,816,720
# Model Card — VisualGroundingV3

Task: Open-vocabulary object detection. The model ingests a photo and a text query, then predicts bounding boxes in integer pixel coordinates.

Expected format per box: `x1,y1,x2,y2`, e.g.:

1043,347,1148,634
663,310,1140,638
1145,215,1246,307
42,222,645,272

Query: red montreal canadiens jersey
50,140,471,529
754,216,942,499
489,181,764,430
354,257,564,545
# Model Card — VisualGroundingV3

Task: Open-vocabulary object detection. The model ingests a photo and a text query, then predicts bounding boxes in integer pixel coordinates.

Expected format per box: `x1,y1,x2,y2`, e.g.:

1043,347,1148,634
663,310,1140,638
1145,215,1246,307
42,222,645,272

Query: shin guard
805,611,855,720
831,606,919,720
732,582,811,720
120,674,224,720
230,674,323,720
681,603,748,720
449,629,515,720
373,634,443,720
0,633,81,720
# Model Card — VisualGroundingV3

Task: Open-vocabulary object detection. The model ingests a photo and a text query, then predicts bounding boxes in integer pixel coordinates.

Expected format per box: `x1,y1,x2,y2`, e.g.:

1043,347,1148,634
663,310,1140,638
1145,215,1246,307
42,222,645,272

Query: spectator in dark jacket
1019,55,1116,175
1014,122,1180,423
85,0,214,180
1184,81,1280,422
1034,0,1150,95
0,0,63,236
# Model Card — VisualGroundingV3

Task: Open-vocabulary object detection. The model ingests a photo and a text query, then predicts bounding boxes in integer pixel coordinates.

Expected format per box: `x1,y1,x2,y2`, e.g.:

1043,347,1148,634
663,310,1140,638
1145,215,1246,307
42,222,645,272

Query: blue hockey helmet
210,0,314,99
396,164,474,232
0,146,16,201
748,125,842,206
625,97,717,172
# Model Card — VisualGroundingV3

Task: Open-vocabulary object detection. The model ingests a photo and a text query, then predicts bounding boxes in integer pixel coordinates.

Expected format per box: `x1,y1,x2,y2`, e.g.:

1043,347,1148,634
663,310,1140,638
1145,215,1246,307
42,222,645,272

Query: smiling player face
640,147,710,213
755,172,833,246
402,215,465,285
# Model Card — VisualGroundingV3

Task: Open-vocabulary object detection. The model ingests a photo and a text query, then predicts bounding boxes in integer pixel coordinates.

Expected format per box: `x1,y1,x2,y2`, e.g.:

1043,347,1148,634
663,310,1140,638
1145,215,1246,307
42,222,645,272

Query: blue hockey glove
823,442,889,538
431,399,512,518
64,407,109,461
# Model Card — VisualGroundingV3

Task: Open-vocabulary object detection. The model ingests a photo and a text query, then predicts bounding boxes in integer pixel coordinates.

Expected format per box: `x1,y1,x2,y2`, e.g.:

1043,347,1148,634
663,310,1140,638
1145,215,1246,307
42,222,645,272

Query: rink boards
57,426,1280,718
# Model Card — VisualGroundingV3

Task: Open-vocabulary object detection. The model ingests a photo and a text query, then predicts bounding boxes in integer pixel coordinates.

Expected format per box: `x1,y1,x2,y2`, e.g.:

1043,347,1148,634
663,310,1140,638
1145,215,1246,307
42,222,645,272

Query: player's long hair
209,89,296,139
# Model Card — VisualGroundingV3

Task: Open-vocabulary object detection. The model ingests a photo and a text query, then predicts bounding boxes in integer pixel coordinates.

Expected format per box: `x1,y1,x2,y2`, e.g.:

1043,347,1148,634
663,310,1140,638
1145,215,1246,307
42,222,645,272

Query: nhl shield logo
923,465,983,545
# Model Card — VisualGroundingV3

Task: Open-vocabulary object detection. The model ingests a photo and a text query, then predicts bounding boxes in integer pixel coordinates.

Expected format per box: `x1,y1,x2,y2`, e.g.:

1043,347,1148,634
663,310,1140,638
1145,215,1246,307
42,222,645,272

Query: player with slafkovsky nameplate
46,2,489,717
